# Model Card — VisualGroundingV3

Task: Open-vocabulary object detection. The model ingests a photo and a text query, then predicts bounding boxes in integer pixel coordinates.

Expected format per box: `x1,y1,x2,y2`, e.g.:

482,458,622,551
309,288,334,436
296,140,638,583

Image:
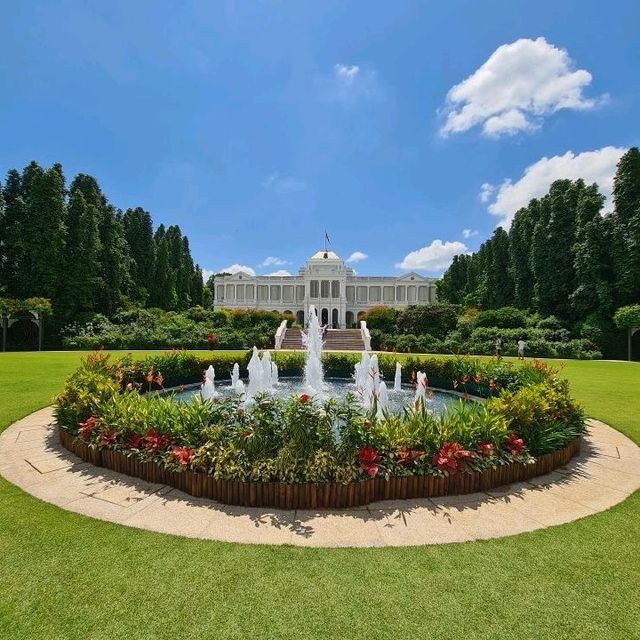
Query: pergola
0,298,52,352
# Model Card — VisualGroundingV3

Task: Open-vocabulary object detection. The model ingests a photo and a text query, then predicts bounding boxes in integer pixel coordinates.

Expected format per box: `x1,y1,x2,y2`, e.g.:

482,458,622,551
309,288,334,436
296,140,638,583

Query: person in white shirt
517,338,527,360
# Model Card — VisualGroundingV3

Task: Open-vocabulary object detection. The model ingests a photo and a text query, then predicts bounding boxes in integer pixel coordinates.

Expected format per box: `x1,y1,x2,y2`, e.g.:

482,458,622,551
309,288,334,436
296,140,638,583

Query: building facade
214,250,437,329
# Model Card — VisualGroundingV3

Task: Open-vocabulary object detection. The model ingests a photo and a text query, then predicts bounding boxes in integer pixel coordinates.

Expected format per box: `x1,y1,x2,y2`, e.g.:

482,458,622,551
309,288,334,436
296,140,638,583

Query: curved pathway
1,407,638,547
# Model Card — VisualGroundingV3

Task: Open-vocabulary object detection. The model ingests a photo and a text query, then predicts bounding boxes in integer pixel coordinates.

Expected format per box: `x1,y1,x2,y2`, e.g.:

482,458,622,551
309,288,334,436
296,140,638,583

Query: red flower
473,372,482,384
171,446,193,466
432,442,476,474
395,448,424,466
144,429,171,452
79,416,97,441
99,430,117,448
125,434,143,450
358,446,380,478
506,433,525,457
488,378,497,392
363,419,372,430
476,442,495,457
299,393,311,405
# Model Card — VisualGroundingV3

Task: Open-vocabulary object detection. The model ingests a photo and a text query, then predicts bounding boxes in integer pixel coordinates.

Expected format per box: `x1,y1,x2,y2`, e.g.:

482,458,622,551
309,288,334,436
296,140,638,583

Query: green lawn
0,351,638,640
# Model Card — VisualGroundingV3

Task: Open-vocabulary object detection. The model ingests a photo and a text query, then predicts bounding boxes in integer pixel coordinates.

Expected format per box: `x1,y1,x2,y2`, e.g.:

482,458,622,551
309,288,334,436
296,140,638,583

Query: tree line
437,147,640,356
0,161,208,334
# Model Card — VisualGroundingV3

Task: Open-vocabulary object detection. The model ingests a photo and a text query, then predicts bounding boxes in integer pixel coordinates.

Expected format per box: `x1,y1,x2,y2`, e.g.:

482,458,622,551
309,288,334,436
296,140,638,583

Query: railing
274,320,288,350
360,320,371,351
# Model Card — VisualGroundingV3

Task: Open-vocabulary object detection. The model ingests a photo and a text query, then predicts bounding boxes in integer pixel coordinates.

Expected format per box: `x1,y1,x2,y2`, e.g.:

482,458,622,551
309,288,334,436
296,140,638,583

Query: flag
324,231,331,247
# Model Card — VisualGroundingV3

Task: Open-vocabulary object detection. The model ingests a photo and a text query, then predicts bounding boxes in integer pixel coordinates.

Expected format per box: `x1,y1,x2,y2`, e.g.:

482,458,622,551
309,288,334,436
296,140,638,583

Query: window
331,280,340,297
225,284,235,300
283,285,294,302
236,284,245,301
321,280,330,298
383,286,394,302
346,286,355,303
407,286,416,302
369,286,381,303
418,286,428,302
310,280,319,297
216,285,224,300
258,285,268,301
245,284,255,300
296,285,305,301
396,286,406,302
270,285,281,301
356,286,368,303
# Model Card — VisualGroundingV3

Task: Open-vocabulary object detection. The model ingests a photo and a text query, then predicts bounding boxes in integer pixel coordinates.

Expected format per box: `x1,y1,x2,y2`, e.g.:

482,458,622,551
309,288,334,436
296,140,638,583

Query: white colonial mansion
214,250,437,329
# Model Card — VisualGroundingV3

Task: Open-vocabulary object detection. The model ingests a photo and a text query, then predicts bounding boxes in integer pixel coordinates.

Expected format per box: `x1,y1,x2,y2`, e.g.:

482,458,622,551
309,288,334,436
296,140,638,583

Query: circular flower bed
54,351,585,509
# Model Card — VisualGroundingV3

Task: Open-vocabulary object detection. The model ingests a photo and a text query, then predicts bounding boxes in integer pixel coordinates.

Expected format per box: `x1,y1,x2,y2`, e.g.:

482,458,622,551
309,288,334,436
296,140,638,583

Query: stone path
1,407,638,547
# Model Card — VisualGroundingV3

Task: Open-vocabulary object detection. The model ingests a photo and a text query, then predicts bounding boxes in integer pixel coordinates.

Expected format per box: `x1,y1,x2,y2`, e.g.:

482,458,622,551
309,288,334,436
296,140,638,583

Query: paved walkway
1,407,638,547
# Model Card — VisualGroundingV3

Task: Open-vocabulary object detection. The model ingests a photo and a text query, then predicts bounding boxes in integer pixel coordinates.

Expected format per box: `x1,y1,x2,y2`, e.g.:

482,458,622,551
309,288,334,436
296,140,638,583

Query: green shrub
473,307,528,329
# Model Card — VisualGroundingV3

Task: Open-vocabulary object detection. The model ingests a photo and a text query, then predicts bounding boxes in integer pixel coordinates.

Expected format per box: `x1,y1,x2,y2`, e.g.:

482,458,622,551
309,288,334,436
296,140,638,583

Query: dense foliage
364,304,602,359
437,148,640,358
61,307,288,351
0,161,207,340
56,352,584,483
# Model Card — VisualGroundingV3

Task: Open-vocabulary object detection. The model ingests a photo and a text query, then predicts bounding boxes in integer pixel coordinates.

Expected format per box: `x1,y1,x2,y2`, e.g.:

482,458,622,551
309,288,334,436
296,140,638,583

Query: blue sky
1,1,638,278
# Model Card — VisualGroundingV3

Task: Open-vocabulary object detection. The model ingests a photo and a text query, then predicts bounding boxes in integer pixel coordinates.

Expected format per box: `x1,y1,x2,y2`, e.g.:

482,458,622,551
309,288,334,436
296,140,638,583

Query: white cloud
219,264,256,276
487,146,627,228
346,251,368,263
440,37,604,137
319,63,380,105
478,183,495,203
262,172,307,194
334,63,360,85
202,268,214,282
396,240,468,272
261,256,288,267
462,229,479,239
266,270,292,277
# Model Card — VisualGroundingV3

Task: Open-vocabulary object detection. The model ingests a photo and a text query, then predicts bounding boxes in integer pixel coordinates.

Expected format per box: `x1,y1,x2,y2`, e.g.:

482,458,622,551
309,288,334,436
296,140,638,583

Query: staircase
278,328,366,351
280,328,303,350
324,329,365,352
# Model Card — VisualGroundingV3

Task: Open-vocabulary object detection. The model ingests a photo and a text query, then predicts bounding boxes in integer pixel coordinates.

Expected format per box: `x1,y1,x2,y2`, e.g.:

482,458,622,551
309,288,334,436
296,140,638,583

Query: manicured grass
0,351,638,640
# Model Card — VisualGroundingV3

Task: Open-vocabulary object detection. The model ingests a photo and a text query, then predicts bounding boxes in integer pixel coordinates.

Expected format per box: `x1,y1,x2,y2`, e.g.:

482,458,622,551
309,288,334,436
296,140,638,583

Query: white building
214,250,437,329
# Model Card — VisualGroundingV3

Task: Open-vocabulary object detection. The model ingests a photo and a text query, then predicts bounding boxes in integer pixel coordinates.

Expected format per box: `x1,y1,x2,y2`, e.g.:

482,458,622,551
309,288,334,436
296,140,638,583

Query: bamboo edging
58,427,581,510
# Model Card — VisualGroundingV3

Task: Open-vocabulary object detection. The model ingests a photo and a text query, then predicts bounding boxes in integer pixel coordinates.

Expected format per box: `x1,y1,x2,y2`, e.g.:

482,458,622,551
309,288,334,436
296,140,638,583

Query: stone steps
278,328,365,351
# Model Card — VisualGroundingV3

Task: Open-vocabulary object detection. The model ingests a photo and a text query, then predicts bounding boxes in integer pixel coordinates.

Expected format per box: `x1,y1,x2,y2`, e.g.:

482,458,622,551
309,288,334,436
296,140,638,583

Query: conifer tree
611,147,640,304
485,227,514,308
123,207,156,304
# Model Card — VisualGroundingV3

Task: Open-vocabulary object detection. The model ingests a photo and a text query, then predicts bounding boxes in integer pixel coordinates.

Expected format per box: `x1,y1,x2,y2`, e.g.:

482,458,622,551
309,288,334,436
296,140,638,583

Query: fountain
301,305,325,395
231,363,240,387
377,380,389,417
261,351,274,389
247,346,264,398
415,371,427,406
394,362,402,392
234,379,246,397
201,365,216,401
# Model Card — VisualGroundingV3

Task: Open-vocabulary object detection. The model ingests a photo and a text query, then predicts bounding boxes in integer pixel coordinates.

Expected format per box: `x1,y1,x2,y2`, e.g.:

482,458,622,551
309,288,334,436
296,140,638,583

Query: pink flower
171,446,193,466
79,416,97,441
358,446,380,478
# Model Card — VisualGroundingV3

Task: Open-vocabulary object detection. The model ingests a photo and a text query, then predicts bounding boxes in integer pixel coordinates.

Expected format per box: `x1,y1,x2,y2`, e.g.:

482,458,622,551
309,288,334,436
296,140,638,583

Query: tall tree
97,206,131,315
611,147,640,304
64,190,102,315
484,227,514,308
152,236,177,309
0,170,27,296
570,183,610,318
509,204,536,308
123,207,155,304
23,165,66,302
532,180,577,318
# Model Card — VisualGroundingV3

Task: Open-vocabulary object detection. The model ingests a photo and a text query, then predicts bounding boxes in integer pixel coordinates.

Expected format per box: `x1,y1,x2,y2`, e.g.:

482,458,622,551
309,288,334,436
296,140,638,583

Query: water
301,304,324,394
176,377,454,416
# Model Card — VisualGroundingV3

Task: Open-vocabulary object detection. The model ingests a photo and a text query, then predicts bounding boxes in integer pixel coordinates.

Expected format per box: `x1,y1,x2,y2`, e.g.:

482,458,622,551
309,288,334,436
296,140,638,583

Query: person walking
494,336,503,359
517,337,527,360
